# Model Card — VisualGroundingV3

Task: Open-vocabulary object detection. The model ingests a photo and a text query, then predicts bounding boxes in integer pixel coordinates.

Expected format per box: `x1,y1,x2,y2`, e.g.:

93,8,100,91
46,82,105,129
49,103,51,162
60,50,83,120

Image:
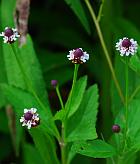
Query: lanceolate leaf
71,140,116,158
1,84,59,138
65,76,87,118
30,129,59,164
66,84,99,142
19,35,49,105
64,0,90,34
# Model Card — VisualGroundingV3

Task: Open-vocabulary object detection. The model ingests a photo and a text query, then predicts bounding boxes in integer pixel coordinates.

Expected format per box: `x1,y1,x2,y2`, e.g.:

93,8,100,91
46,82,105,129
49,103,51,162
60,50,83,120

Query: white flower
115,37,138,56
20,108,40,129
67,48,89,64
0,27,20,44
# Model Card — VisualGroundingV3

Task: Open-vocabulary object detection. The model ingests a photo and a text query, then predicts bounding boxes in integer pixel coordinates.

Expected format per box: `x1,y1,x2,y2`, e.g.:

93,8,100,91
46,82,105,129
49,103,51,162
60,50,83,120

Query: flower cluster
20,108,40,129
0,27,20,44
67,48,89,64
115,37,138,56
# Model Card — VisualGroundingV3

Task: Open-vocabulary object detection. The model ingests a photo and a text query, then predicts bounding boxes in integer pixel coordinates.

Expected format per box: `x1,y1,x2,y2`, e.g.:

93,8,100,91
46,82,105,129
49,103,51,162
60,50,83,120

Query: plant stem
124,57,129,148
97,0,105,22
55,86,66,164
56,86,64,109
84,0,124,104
71,64,79,94
59,64,79,164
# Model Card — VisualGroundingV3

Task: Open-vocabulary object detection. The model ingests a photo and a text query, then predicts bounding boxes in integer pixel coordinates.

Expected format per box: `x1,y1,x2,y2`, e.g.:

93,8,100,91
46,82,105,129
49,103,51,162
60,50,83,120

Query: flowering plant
1,0,140,164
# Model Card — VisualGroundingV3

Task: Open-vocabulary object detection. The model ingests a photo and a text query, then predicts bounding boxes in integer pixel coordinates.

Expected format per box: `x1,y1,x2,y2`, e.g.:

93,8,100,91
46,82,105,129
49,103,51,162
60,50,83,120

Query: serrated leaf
65,76,87,118
64,0,90,34
1,84,59,138
66,84,99,142
71,140,116,158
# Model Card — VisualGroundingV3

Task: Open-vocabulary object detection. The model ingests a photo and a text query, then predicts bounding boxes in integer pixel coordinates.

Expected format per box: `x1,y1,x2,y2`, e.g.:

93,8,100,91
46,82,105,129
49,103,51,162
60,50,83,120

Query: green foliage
23,143,44,164
65,76,87,117
71,140,116,158
1,0,16,28
30,129,59,164
64,0,90,34
1,84,58,137
66,84,98,142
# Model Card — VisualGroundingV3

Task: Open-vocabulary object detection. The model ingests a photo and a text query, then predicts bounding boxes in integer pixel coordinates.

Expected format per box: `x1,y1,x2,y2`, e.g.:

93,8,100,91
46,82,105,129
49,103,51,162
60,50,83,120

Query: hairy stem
84,0,124,104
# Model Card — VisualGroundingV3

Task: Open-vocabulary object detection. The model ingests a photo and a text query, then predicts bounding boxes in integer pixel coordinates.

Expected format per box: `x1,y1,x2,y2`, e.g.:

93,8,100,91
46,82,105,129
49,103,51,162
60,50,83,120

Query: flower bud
51,80,58,88
112,124,120,133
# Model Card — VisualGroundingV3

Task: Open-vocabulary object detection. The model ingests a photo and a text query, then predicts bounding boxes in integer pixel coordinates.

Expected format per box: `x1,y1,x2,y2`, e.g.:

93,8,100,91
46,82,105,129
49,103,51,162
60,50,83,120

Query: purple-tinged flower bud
4,28,14,37
24,112,33,121
20,108,40,129
51,80,58,88
115,37,138,56
112,124,120,133
67,48,89,64
122,38,131,48
0,27,20,44
74,48,84,58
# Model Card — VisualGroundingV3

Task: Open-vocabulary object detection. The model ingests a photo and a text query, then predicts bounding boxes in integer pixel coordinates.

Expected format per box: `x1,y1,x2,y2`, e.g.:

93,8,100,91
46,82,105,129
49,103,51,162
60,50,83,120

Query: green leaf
1,84,59,138
129,47,140,75
64,0,90,34
19,35,49,105
23,143,44,164
71,140,116,158
65,76,87,118
3,35,49,105
1,0,16,28
54,109,65,121
66,84,99,142
125,100,140,150
29,129,59,164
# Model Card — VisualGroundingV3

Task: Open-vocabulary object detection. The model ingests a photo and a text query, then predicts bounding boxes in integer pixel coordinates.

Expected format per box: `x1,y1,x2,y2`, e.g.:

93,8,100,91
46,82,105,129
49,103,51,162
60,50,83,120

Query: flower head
67,48,89,64
112,124,120,133
20,108,40,129
0,27,20,44
51,80,58,88
115,37,138,56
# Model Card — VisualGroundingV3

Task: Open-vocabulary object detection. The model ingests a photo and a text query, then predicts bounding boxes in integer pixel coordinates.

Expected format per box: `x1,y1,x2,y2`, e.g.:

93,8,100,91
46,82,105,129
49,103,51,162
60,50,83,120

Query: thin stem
61,125,66,164
55,85,66,164
59,64,79,164
84,0,124,104
10,44,60,139
56,86,64,109
123,57,129,152
125,57,129,130
97,0,105,22
71,64,79,94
